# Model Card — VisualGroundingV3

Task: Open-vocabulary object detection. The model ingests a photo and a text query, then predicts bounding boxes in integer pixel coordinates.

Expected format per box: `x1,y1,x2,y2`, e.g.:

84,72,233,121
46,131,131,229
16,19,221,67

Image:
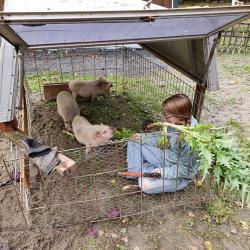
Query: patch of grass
226,97,239,106
79,93,154,131
44,100,57,109
26,72,108,93
227,119,243,130
240,86,250,92
208,197,235,224
223,64,250,76
226,119,250,147
82,238,99,250
205,92,225,108
26,72,193,115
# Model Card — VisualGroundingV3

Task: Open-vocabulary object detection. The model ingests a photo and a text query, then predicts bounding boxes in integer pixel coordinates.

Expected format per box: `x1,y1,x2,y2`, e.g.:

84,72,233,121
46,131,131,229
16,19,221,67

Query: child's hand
131,133,141,141
152,168,161,174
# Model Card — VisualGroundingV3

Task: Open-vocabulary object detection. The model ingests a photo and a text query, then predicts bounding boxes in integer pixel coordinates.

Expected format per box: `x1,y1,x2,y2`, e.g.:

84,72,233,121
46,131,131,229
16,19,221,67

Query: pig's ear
99,77,104,80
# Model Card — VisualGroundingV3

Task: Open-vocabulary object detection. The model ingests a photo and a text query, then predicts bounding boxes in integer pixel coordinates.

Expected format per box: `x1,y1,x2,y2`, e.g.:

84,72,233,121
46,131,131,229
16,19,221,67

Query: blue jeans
127,141,188,194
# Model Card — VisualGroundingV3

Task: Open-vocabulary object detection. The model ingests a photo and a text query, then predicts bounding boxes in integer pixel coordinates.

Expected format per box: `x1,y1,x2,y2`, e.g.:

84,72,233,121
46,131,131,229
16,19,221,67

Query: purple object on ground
107,207,120,219
0,242,10,250
86,224,98,238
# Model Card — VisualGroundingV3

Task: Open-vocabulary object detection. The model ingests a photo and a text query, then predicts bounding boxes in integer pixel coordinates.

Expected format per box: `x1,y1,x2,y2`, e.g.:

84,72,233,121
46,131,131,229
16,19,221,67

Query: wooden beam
55,153,77,176
152,0,172,8
20,90,30,188
0,0,5,11
192,83,206,120
43,82,69,100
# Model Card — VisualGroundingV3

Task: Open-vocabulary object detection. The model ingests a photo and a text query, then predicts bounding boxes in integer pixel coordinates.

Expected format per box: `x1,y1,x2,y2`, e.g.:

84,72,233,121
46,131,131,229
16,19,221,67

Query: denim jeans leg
127,141,163,174
138,178,188,194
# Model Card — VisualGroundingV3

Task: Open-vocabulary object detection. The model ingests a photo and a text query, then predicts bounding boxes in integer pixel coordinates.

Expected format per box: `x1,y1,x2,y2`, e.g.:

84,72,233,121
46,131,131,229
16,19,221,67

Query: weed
223,64,250,76
208,198,234,224
226,97,239,106
44,101,57,109
240,86,250,92
82,238,99,250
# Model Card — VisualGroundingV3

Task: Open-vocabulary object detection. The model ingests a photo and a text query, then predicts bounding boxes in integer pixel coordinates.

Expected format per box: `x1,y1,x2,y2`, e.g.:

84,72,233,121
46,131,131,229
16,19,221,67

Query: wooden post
20,88,30,189
193,33,221,119
0,0,5,11
192,83,206,120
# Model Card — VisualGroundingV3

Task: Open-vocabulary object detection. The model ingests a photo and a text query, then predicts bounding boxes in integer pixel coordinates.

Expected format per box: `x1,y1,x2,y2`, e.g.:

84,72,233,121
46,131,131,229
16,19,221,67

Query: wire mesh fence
24,46,196,114
1,45,215,229
2,133,214,229
218,20,250,54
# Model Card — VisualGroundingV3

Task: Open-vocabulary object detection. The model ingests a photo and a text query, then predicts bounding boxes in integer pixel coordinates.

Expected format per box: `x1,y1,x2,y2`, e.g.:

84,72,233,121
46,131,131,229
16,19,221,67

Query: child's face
162,110,186,125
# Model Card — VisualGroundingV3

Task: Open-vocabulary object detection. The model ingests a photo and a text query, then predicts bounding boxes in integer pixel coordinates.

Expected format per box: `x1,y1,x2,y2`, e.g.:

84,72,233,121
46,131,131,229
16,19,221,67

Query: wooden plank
43,82,69,100
1,129,77,177
152,0,171,8
0,119,18,132
20,90,30,188
55,153,77,176
0,0,5,11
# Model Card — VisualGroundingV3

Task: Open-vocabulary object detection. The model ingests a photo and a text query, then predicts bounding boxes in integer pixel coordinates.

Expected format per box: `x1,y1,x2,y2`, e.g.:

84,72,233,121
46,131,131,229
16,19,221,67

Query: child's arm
131,132,162,147
157,135,197,179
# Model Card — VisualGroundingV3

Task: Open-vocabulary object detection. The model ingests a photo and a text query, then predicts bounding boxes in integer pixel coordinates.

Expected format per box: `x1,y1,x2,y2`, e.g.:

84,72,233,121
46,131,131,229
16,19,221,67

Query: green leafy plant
154,122,250,208
114,128,134,140
157,127,169,149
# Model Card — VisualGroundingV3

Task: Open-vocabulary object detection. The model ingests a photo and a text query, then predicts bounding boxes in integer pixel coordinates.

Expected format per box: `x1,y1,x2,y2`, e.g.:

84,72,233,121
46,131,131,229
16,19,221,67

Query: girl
126,94,199,194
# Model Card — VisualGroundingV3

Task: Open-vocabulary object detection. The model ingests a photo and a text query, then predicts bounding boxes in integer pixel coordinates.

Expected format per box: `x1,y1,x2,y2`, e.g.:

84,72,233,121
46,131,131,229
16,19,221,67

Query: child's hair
162,94,192,125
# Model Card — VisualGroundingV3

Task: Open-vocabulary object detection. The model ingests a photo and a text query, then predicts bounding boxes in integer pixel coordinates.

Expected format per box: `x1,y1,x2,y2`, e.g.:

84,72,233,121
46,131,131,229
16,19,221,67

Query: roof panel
4,0,165,12
8,14,247,48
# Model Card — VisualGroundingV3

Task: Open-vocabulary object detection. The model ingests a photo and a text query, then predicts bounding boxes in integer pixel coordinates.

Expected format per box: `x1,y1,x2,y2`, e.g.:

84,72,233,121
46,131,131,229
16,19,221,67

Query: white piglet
72,116,114,154
57,91,80,130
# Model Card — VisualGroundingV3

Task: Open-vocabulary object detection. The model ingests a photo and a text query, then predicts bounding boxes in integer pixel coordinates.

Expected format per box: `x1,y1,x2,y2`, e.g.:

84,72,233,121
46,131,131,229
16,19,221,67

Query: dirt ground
0,53,250,250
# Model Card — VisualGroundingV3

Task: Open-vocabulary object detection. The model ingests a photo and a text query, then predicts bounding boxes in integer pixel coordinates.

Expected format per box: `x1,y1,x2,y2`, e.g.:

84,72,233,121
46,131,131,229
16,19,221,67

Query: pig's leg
72,91,78,100
91,94,97,102
85,145,92,157
64,122,72,131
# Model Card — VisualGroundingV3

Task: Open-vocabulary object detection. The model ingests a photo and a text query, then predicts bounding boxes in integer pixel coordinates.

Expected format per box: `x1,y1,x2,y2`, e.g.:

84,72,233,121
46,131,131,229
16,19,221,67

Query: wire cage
25,46,196,111
2,46,215,229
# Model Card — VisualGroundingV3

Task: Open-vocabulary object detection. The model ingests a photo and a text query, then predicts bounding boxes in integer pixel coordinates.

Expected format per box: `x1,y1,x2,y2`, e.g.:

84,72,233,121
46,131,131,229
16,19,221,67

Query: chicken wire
1,46,216,229
24,46,196,114
3,134,214,229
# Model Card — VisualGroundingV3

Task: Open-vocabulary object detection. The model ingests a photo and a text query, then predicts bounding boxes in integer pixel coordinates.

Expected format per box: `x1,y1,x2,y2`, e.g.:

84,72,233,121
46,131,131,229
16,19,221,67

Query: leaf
204,240,212,250
240,221,249,230
158,122,250,207
157,135,169,149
